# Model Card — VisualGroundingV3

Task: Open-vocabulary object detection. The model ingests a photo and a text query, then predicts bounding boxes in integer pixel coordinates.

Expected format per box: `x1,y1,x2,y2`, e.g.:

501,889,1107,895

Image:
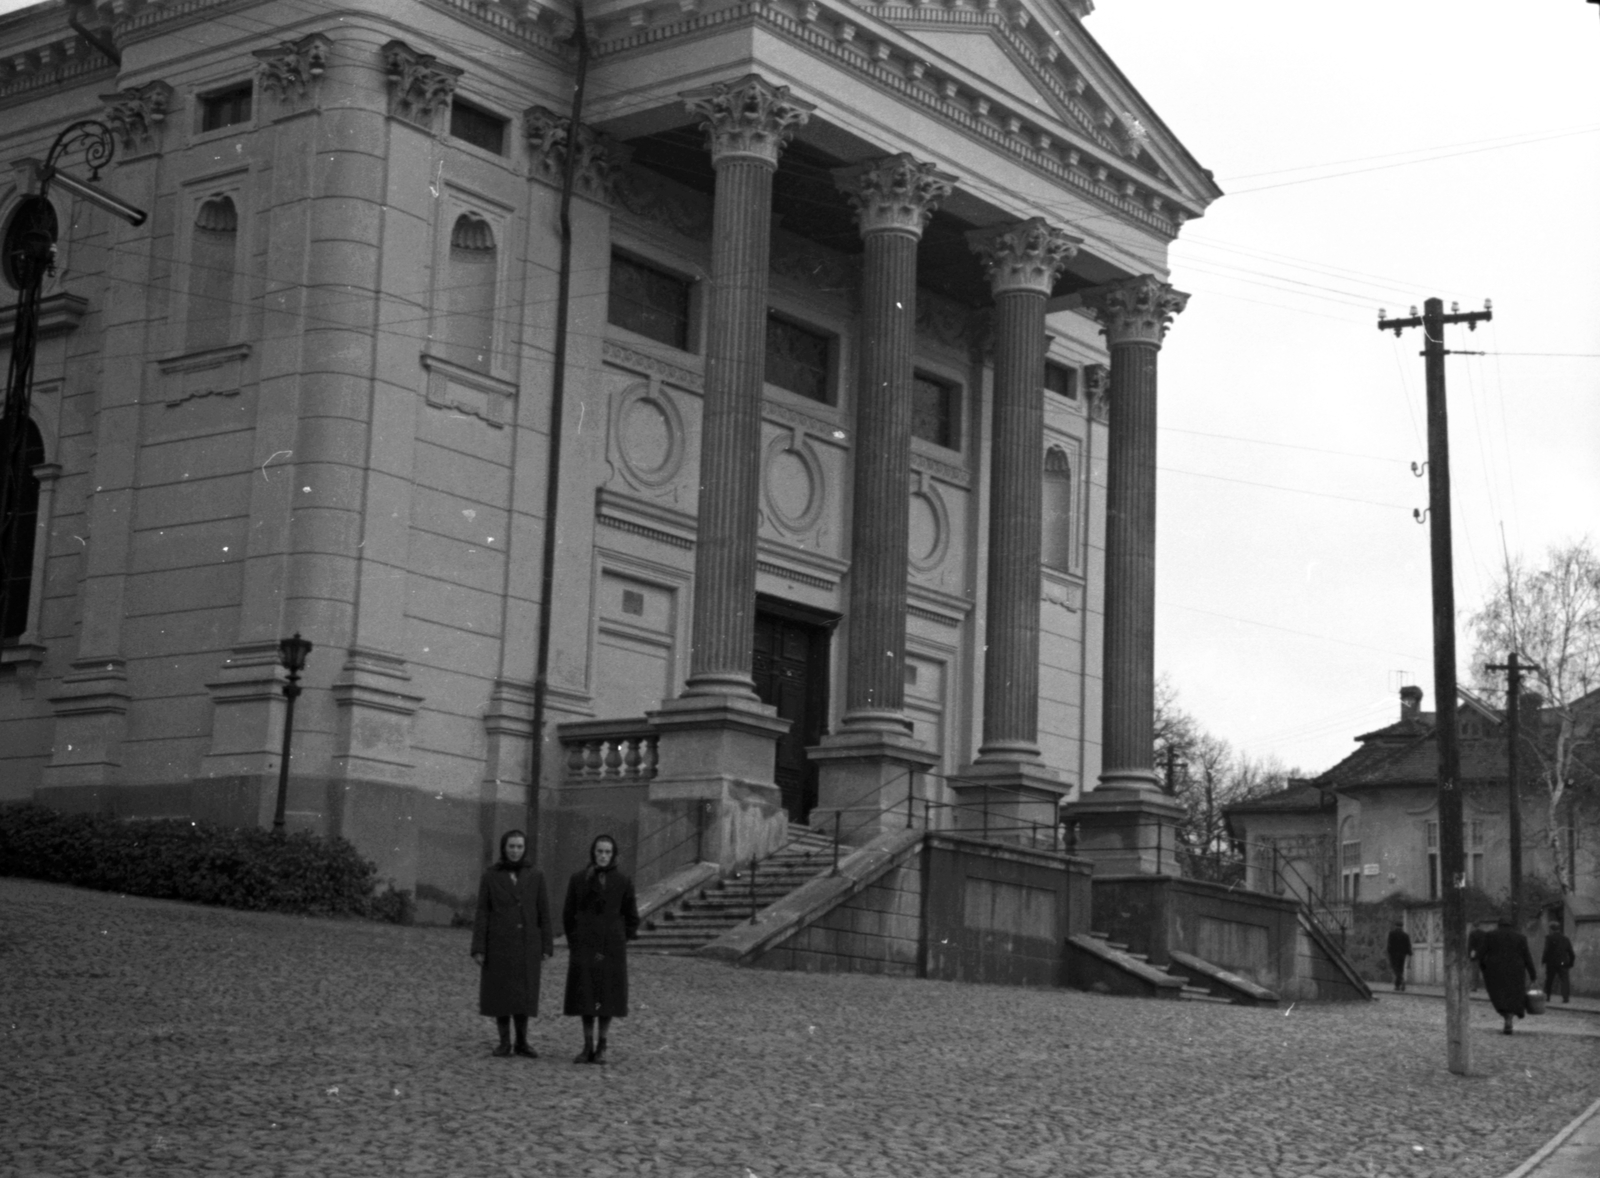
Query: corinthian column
967,218,1080,762
834,154,955,730
1080,276,1189,793
679,73,813,698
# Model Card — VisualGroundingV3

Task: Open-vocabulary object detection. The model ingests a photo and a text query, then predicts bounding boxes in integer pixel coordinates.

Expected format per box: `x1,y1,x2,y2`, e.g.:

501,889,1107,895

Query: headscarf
496,829,529,874
583,834,618,912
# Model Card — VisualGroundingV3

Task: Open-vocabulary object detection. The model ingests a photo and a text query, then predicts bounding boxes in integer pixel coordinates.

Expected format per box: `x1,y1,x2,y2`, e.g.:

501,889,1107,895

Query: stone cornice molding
99,80,174,153
253,33,332,110
681,74,814,168
833,153,957,240
524,106,629,202
381,39,462,130
1079,276,1189,348
0,33,113,108
967,218,1081,297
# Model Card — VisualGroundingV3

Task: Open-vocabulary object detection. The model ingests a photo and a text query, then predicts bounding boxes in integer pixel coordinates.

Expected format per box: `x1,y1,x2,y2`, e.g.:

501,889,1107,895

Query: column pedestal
949,760,1067,847
641,694,791,879
1061,787,1184,876
810,730,939,845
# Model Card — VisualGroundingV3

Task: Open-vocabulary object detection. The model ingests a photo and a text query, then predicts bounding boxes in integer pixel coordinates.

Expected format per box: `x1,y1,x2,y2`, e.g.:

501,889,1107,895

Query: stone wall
754,860,922,976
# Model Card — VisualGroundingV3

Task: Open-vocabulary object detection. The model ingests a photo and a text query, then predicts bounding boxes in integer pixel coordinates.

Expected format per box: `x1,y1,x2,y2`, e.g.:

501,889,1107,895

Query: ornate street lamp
1,121,145,635
272,632,314,835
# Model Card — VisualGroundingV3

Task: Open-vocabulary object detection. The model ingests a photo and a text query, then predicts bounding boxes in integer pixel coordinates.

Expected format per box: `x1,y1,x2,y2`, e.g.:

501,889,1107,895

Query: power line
1218,124,1600,183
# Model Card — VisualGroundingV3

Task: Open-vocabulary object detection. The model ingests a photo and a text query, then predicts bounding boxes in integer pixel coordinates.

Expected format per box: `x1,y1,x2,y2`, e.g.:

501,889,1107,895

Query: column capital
524,106,629,202
833,153,957,239
1080,275,1190,347
682,74,814,168
966,218,1081,297
381,39,462,129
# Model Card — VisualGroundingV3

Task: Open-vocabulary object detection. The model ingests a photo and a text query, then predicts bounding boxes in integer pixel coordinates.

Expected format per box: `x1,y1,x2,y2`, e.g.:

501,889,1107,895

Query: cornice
0,34,114,109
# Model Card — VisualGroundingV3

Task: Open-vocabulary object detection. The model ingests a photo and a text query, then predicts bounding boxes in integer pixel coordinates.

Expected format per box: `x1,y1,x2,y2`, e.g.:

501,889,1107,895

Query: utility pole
1487,651,1538,929
1379,296,1492,1077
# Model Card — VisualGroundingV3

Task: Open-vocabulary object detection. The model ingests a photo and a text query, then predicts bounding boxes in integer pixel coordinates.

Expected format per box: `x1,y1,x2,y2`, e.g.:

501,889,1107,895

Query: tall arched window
1,417,45,641
447,212,496,373
186,195,238,352
1340,815,1362,902
1041,445,1073,571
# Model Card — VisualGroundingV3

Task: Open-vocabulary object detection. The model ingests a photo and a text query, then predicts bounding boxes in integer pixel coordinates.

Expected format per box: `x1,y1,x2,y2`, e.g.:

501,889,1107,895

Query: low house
1224,779,1337,907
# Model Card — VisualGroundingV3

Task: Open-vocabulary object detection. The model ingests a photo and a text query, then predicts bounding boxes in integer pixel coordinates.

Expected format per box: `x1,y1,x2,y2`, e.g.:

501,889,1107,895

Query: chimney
1400,685,1423,723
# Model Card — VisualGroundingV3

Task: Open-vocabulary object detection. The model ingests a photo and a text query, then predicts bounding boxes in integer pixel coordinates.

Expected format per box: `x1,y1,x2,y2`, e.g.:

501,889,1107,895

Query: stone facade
0,0,1219,919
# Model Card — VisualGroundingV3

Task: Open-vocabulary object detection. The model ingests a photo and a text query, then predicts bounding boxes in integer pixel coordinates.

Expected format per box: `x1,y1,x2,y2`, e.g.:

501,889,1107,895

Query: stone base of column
1061,788,1185,876
641,695,792,880
948,760,1066,847
42,658,132,788
809,729,939,846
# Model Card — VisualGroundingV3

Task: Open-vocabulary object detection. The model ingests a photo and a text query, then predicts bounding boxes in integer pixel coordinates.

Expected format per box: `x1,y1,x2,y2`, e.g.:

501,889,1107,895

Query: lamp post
272,632,313,835
2,120,145,634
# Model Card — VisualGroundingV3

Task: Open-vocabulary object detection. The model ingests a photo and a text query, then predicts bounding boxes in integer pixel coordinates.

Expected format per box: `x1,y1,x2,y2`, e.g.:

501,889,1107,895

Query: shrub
0,803,413,923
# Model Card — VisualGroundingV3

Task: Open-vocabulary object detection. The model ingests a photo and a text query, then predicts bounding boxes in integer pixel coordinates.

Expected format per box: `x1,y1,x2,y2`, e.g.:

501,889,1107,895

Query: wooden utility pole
1487,651,1537,928
1379,296,1492,1077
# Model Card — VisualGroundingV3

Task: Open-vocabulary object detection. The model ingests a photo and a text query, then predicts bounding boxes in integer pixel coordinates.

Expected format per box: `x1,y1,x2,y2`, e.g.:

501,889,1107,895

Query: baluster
566,741,586,781
583,739,604,779
603,737,624,778
622,737,643,780
640,736,658,780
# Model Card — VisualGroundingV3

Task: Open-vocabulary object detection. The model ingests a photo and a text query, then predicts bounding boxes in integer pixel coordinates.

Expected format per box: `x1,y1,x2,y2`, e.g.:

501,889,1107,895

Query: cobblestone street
3,878,1597,1178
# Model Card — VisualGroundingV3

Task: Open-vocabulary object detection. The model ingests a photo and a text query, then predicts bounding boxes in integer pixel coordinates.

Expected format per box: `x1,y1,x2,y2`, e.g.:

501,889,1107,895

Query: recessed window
1041,446,1073,570
1044,361,1077,400
765,314,831,403
450,100,508,155
198,84,253,132
609,253,691,351
911,373,960,449
446,213,498,373
186,195,239,352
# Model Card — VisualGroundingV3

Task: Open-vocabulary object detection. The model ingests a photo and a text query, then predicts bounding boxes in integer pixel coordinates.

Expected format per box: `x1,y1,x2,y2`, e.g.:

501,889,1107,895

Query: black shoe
574,1045,594,1064
592,1040,608,1065
514,1044,537,1058
492,1044,513,1057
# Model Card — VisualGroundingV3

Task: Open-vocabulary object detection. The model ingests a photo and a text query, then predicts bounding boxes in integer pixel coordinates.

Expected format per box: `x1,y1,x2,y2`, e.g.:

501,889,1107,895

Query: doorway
751,599,833,824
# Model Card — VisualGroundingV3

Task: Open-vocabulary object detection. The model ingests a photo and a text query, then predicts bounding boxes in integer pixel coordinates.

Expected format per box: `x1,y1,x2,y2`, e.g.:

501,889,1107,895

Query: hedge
0,803,413,923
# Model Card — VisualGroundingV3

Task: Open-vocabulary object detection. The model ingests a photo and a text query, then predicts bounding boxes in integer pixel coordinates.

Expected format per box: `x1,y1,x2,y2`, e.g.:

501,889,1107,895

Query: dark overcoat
1478,924,1537,1016
562,866,639,1018
470,866,554,1017
1542,931,1576,971
1386,928,1413,966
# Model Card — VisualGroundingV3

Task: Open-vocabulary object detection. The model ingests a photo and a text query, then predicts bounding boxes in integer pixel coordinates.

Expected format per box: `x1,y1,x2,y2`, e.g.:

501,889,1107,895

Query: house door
751,605,830,823
1405,906,1444,986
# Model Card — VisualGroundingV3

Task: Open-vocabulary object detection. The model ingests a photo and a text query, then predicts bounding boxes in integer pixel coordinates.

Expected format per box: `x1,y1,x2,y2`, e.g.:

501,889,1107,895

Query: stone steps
634,826,838,955
1083,932,1236,1004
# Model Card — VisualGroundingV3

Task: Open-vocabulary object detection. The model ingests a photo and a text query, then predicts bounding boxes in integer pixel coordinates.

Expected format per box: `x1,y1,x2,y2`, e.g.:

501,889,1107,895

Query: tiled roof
1223,780,1335,815
1315,724,1508,792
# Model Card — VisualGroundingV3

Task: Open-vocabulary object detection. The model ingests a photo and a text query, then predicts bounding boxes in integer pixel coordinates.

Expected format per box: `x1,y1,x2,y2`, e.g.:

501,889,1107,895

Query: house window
1428,819,1486,898
199,84,253,132
446,212,497,373
1044,361,1077,400
609,254,691,351
186,196,238,352
765,314,831,402
449,100,508,156
1042,446,1073,570
912,373,959,449
1,418,44,641
1340,816,1361,902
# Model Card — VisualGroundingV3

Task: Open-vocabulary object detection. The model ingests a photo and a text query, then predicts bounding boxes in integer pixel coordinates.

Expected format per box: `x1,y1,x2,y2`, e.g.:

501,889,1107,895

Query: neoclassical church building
0,0,1219,917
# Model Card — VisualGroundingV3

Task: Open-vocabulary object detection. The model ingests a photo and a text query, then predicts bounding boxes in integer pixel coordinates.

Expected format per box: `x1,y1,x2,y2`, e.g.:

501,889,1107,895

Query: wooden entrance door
752,608,829,823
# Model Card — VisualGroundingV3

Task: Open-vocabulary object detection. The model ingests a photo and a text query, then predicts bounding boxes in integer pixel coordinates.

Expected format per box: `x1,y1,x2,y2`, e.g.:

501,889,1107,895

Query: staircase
634,825,838,954
1072,931,1235,1003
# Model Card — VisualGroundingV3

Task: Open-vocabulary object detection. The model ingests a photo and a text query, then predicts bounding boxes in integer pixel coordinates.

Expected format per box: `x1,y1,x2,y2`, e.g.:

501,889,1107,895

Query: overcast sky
1085,0,1600,774
7,0,1597,777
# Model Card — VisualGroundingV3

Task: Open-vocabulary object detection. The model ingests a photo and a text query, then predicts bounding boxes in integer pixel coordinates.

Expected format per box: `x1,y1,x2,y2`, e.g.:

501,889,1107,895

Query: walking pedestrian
1386,920,1413,992
1467,922,1488,993
562,833,639,1064
470,830,554,1058
1542,921,1576,1005
1478,915,1538,1034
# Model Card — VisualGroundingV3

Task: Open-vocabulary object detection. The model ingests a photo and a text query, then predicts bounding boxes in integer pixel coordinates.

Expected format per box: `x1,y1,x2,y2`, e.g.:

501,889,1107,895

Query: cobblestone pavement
4,878,1598,1178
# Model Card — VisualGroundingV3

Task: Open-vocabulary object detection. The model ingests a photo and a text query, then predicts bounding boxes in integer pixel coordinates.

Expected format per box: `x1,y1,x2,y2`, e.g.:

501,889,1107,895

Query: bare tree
1469,539,1600,897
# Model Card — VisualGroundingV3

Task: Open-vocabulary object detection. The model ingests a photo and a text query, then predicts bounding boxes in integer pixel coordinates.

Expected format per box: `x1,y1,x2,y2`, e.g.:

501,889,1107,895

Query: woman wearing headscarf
470,829,554,1057
562,833,639,1064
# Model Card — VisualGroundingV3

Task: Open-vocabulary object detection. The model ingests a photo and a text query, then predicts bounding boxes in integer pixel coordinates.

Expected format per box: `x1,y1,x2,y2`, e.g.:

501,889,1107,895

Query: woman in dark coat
1478,915,1537,1035
562,833,639,1064
470,830,554,1057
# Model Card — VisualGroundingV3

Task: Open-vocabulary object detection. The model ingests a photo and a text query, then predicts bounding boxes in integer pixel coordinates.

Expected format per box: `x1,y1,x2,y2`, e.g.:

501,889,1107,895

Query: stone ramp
1065,932,1241,1004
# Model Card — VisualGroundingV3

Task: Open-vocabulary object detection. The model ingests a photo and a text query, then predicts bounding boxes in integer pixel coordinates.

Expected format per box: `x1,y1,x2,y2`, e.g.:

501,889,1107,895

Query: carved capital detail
254,33,333,109
99,81,174,152
966,217,1081,296
1080,275,1190,347
1084,363,1109,422
381,40,462,129
524,106,630,202
681,73,814,167
833,153,957,239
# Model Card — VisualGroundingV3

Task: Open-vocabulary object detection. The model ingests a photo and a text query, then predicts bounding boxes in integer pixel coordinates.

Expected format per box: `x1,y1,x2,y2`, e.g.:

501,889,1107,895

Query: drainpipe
525,4,591,853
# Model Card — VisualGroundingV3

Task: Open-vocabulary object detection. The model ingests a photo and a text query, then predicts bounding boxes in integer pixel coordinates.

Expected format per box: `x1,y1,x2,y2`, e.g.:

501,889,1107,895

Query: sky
1083,0,1600,774
3,0,1595,776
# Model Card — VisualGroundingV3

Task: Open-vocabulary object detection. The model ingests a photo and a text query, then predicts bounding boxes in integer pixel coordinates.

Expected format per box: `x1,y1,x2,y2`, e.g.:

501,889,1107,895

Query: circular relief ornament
907,482,949,572
762,433,825,534
613,381,685,489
